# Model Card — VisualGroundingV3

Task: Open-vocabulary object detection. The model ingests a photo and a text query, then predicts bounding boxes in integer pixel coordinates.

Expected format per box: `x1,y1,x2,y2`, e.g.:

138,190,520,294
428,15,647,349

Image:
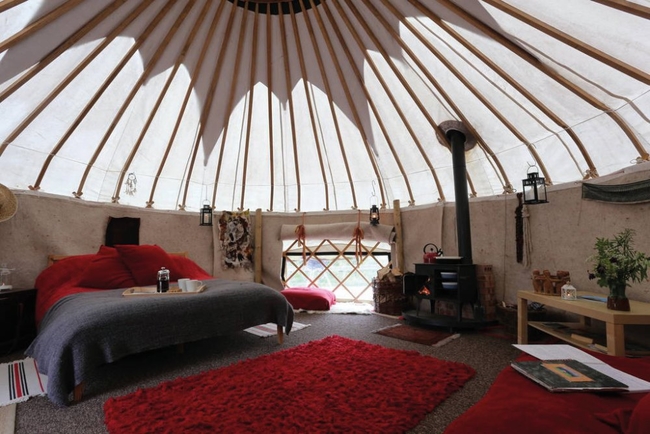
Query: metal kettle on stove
422,243,443,263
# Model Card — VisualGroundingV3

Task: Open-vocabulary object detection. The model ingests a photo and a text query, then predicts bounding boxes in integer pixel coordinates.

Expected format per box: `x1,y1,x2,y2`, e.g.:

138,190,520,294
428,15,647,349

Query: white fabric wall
1,164,648,305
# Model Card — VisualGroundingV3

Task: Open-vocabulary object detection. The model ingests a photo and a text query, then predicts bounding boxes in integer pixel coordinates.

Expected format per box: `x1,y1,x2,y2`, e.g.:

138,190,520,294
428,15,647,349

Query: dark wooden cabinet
403,263,480,328
0,288,37,354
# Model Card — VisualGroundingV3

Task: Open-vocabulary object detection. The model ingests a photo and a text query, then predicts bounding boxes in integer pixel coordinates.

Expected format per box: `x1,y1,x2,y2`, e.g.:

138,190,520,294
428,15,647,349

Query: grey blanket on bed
25,279,294,406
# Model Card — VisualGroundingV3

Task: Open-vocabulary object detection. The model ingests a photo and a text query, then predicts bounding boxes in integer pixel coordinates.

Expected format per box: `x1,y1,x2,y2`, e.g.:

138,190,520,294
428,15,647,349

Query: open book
513,344,650,393
511,359,628,392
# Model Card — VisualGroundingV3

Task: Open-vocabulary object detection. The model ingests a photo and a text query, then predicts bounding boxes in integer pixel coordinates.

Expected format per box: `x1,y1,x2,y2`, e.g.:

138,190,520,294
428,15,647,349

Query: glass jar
157,267,170,293
0,263,12,290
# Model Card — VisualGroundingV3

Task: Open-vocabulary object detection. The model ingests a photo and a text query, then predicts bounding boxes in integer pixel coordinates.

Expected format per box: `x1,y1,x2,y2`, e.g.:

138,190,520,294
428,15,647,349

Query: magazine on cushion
511,359,629,392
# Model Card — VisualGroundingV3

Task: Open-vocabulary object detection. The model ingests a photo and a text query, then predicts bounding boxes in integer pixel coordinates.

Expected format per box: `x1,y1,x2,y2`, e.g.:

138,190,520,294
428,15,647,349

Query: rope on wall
515,193,523,263
353,210,364,263
522,204,533,268
295,213,307,264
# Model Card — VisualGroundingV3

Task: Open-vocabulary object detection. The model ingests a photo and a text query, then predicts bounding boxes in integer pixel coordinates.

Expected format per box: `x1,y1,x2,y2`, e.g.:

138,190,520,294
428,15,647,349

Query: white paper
513,344,650,393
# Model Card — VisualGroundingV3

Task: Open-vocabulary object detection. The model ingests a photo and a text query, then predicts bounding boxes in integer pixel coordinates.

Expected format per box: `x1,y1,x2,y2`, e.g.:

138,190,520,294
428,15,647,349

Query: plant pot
607,282,630,311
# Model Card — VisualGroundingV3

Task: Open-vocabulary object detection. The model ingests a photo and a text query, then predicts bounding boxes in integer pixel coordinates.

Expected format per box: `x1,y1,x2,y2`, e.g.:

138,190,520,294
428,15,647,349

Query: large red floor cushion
281,287,336,311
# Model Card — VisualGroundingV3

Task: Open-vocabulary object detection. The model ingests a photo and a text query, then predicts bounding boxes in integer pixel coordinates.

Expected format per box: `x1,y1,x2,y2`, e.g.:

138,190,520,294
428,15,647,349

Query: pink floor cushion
281,287,336,311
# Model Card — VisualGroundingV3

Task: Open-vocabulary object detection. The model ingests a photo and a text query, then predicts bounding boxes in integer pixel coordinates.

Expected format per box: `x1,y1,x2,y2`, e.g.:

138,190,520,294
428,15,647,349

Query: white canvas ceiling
1,0,649,212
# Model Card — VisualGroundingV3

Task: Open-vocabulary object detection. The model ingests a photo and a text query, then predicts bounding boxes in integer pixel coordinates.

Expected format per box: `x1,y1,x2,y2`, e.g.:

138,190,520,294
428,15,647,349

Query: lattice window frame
281,238,391,302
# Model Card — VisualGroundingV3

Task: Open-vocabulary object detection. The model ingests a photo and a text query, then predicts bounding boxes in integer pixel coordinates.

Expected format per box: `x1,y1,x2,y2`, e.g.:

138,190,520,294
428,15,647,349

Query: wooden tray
122,285,206,296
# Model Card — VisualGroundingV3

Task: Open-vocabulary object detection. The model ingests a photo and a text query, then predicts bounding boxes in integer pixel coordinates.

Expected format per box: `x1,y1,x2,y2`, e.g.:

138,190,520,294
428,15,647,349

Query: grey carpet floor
1,312,521,434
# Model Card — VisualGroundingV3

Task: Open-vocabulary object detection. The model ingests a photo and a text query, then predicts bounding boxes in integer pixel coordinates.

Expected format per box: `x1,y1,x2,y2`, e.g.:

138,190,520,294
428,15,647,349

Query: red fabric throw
104,335,475,434
34,254,101,324
445,351,650,434
34,251,213,325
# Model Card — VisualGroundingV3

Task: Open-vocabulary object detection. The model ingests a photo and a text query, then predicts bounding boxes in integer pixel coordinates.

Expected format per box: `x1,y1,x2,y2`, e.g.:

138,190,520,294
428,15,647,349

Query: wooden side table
0,287,37,354
517,290,650,356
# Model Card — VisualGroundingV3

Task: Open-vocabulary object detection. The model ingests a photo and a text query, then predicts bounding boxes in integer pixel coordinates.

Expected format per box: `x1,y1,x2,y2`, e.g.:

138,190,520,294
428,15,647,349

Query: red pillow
36,254,96,292
115,244,176,286
169,255,212,281
77,246,136,289
281,287,336,311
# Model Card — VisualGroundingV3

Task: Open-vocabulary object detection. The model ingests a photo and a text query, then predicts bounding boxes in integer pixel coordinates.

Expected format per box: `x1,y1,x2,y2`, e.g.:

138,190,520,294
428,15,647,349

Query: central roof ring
228,0,322,15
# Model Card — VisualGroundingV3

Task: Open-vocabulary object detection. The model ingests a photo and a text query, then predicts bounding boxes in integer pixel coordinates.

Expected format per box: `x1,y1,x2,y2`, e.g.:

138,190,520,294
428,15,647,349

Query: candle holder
561,282,577,301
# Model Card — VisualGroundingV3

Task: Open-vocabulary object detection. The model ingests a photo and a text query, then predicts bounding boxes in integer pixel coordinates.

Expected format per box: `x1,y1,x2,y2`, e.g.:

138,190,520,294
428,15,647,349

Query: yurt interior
1,1,650,433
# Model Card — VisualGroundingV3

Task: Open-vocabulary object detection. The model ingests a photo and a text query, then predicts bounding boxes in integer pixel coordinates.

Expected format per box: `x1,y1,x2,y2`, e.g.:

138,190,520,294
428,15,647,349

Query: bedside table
0,287,37,354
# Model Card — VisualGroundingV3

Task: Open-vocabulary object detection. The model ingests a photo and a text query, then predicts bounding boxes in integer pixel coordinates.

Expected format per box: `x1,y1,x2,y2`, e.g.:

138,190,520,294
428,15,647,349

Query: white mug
177,278,190,292
186,279,203,292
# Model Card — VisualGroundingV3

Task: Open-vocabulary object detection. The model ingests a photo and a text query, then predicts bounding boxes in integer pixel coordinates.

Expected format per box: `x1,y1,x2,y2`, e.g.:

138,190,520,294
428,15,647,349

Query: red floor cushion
281,287,336,311
444,351,650,434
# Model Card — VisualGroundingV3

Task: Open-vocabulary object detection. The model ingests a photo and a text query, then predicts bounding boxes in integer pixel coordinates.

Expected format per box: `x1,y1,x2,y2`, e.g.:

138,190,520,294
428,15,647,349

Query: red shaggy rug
104,335,475,434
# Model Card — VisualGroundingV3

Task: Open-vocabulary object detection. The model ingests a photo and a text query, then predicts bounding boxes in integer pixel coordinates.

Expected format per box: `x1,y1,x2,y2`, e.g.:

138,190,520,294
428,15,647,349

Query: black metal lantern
522,166,548,204
199,202,213,226
369,204,380,226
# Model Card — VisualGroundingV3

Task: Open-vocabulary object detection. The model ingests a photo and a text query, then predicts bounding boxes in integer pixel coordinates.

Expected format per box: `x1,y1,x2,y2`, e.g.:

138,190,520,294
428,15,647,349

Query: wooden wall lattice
282,238,389,302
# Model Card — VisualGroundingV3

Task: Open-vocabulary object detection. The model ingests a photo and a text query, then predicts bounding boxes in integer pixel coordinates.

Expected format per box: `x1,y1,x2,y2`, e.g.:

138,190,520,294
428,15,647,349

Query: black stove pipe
447,129,473,265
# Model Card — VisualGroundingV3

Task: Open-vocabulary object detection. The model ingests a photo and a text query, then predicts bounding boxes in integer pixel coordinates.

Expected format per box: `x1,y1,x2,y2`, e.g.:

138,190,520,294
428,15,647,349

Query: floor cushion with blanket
444,350,650,434
281,287,336,311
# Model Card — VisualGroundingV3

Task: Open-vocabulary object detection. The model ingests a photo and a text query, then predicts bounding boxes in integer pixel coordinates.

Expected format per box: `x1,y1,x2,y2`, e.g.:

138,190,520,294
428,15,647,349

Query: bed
25,244,294,407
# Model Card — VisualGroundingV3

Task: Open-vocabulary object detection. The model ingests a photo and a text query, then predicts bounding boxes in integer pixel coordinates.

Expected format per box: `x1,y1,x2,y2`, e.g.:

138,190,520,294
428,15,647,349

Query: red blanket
35,245,212,325
445,351,650,434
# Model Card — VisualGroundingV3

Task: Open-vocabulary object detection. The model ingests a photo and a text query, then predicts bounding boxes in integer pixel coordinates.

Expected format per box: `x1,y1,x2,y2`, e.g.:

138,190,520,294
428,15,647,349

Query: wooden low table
517,290,650,356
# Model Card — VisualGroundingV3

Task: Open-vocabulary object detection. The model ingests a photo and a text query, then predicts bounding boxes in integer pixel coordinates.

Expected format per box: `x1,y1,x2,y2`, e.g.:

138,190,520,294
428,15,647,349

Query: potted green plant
587,228,650,311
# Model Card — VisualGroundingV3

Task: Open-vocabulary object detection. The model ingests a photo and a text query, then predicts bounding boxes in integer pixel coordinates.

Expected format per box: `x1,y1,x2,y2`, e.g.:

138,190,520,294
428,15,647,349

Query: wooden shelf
528,321,650,356
518,290,650,356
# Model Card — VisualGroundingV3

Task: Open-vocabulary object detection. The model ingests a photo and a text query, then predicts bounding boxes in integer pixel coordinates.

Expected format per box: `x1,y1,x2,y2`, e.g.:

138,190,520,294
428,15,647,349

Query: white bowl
442,282,458,290
440,272,457,280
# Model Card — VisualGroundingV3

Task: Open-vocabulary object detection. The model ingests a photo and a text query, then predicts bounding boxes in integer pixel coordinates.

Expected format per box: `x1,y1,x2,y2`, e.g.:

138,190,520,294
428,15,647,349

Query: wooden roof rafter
145,0,216,208
291,0,330,211
329,0,417,205
0,0,29,15
363,0,486,199
313,1,388,209
407,0,591,189
179,1,237,210
277,4,303,211
468,0,648,162
19,0,171,191
298,0,358,210
0,0,86,53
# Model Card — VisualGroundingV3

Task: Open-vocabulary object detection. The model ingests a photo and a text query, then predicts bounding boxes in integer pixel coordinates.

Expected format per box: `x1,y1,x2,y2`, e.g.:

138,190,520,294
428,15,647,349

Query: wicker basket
372,277,407,316
531,269,570,296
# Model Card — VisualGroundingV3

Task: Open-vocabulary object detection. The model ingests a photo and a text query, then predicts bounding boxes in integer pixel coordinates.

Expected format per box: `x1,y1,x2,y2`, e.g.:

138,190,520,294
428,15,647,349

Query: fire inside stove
418,280,431,295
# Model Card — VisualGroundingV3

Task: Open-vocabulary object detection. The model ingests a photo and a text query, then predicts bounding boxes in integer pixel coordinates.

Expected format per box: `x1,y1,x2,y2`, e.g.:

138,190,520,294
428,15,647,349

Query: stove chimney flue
445,127,473,265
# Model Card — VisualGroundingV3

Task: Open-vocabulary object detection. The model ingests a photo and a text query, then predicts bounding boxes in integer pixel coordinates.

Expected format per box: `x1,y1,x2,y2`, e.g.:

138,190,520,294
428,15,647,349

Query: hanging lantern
522,166,548,204
369,204,380,226
369,180,380,226
200,202,213,226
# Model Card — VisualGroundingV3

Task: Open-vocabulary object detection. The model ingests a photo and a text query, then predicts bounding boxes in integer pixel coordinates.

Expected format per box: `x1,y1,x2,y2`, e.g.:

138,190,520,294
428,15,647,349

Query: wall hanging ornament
124,173,137,196
218,210,253,270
